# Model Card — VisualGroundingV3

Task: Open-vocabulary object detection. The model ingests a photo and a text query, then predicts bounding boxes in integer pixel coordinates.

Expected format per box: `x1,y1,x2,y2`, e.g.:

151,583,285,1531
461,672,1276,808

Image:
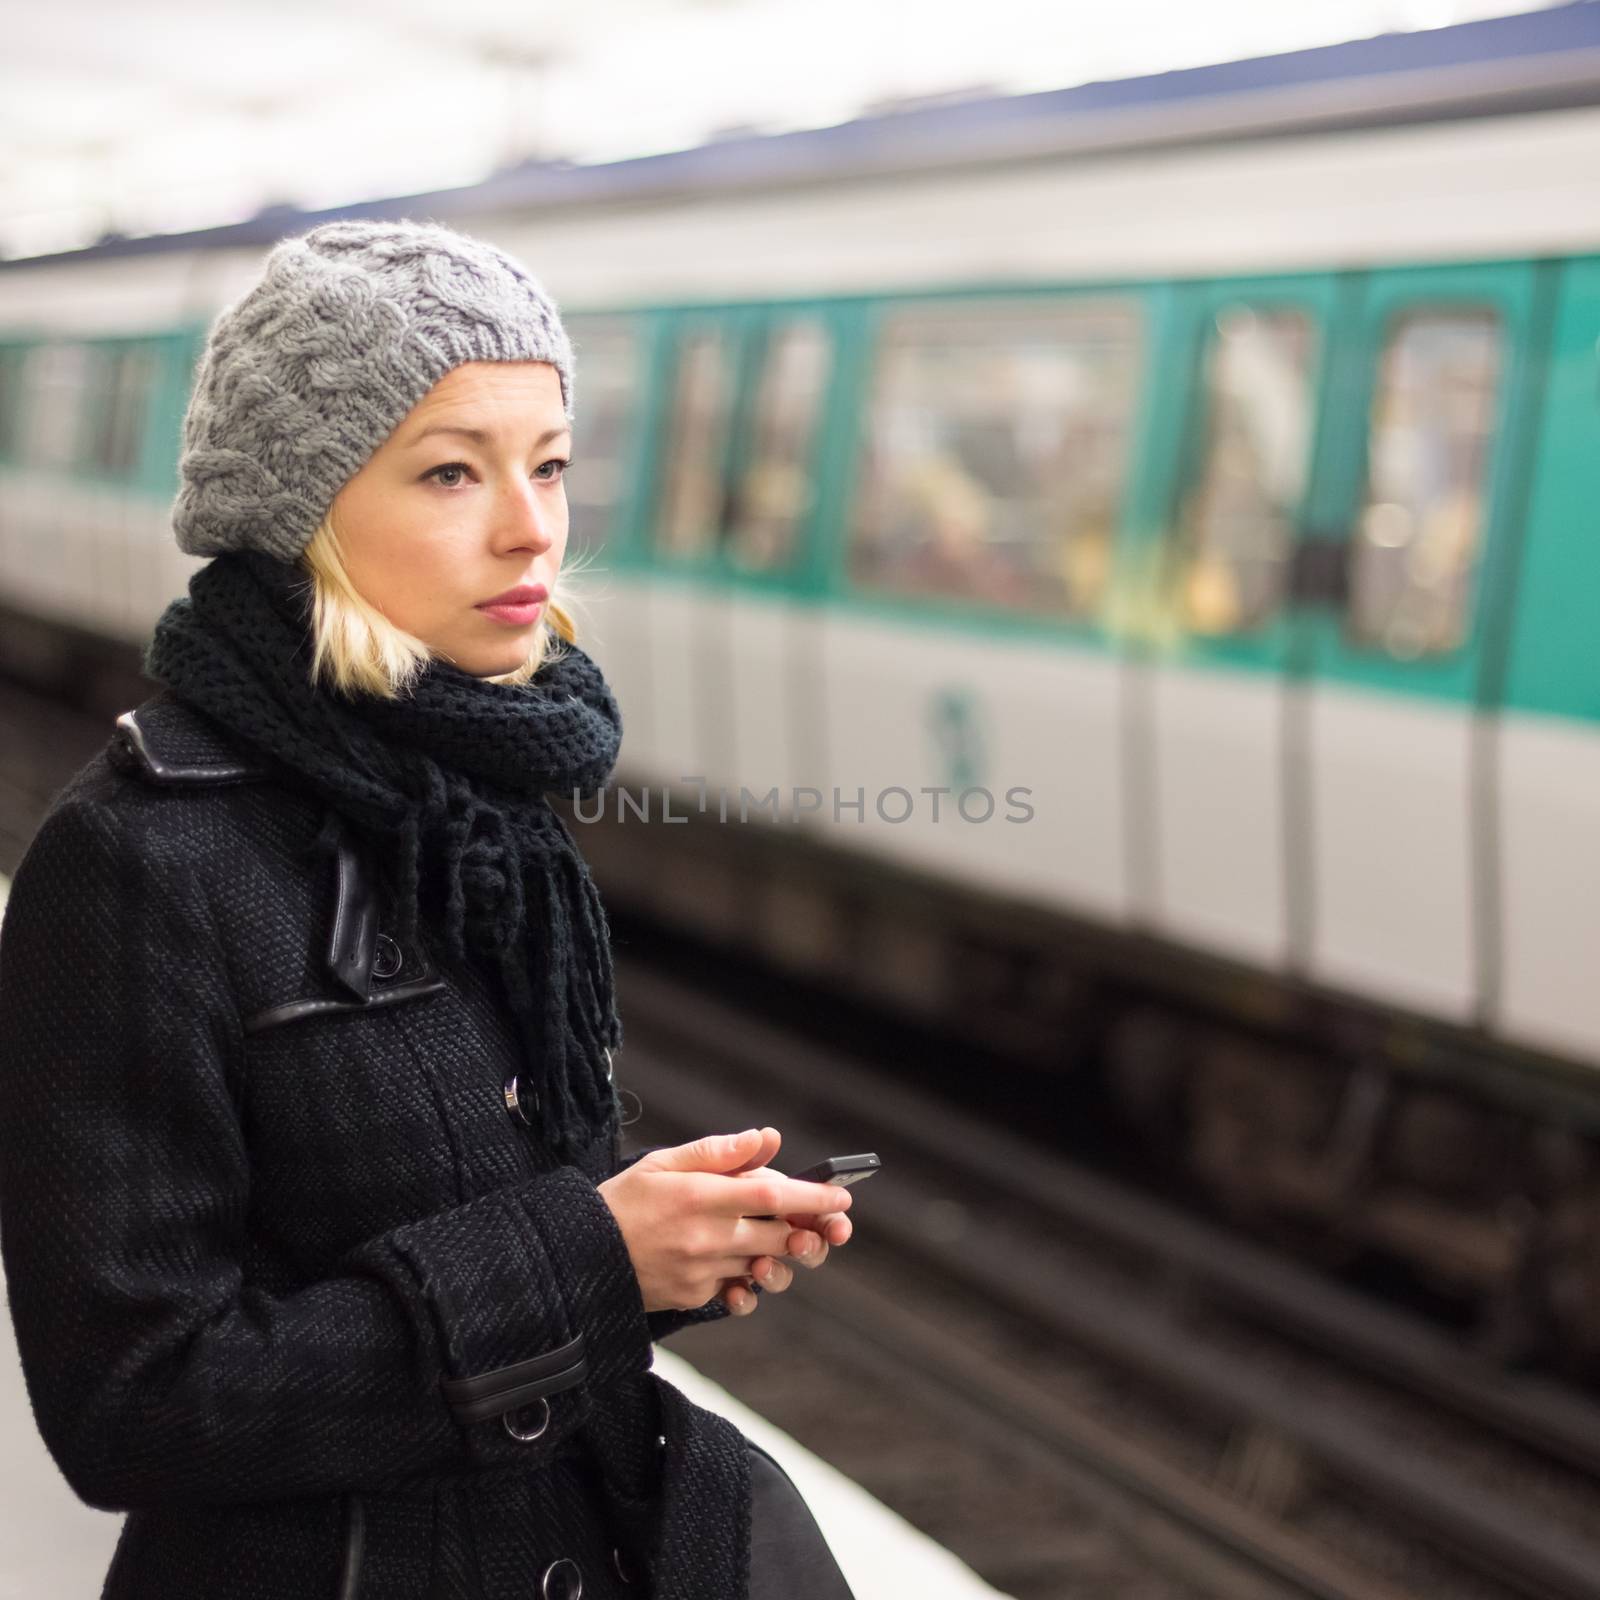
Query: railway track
614,958,1600,1600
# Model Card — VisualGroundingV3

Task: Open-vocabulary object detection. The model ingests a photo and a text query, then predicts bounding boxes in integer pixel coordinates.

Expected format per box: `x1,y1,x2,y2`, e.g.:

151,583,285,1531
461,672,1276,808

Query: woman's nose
499,477,557,550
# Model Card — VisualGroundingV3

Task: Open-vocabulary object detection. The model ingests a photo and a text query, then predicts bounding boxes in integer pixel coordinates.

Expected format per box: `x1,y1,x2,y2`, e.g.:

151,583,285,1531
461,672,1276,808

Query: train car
4,3,1600,1364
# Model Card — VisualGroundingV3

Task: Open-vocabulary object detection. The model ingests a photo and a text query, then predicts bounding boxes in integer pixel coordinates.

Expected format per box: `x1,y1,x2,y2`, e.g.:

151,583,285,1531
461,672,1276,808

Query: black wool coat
0,689,755,1600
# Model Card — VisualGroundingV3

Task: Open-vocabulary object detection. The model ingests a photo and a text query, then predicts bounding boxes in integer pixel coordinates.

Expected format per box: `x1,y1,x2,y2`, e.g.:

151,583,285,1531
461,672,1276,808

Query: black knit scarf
143,549,624,1162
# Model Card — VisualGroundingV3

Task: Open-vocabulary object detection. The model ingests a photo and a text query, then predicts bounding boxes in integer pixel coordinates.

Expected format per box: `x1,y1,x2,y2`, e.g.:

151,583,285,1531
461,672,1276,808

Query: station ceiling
0,0,1564,260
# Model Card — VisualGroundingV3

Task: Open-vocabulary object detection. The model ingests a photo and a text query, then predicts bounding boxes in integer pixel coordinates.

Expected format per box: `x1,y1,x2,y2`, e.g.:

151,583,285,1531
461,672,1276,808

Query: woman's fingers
720,1259,789,1315
749,1256,794,1292
721,1194,856,1315
782,1209,852,1260
732,1218,804,1257
708,1173,854,1220
728,1129,782,1174
786,1208,851,1236
719,1250,799,1314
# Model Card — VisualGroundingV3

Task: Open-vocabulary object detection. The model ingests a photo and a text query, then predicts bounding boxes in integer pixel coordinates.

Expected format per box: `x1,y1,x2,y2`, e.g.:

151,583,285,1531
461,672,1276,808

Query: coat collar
110,689,277,787
108,690,424,1008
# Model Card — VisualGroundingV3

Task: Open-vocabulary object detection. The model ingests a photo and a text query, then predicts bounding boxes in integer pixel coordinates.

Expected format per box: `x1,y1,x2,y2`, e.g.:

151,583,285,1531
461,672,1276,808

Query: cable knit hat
172,217,575,563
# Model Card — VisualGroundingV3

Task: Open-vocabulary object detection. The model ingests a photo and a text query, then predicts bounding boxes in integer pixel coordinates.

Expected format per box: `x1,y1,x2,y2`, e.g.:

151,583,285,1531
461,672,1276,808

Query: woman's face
329,360,571,678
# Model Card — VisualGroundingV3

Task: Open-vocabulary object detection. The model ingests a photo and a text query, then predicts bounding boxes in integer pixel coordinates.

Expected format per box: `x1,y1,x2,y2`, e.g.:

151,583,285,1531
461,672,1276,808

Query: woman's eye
426,460,567,487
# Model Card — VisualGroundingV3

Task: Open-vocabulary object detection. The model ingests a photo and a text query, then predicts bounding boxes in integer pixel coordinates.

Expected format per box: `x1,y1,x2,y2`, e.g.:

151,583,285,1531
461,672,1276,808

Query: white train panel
817,612,1131,919
724,590,812,804
1496,713,1600,1064
1147,662,1289,968
0,474,188,645
0,251,205,334
640,581,721,796
0,475,71,623
584,574,655,779
1304,683,1476,1020
9,108,1599,346
481,107,1600,308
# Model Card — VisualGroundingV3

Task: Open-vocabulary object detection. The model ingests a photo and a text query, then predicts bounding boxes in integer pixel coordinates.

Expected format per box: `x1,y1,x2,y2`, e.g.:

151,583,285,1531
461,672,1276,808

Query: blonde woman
0,218,857,1600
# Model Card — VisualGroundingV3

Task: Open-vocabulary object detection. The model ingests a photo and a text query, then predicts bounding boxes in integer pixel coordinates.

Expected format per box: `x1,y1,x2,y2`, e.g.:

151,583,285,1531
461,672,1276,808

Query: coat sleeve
0,792,657,1512
648,1298,735,1345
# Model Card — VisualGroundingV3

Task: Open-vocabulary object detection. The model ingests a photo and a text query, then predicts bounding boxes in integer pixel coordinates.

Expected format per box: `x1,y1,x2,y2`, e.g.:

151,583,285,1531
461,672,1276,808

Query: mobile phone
750,1152,881,1219
787,1153,881,1187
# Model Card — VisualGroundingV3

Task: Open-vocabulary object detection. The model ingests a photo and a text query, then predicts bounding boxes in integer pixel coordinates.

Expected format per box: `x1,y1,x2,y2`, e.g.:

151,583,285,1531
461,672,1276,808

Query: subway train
4,3,1600,1365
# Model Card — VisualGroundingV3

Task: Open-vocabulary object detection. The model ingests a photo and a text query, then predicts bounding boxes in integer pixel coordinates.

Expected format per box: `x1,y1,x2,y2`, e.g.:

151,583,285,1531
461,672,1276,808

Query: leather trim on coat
242,975,449,1035
111,701,277,787
326,828,380,1002
444,1358,589,1426
109,696,447,1036
439,1331,589,1425
439,1331,587,1404
336,1493,365,1600
242,823,447,1034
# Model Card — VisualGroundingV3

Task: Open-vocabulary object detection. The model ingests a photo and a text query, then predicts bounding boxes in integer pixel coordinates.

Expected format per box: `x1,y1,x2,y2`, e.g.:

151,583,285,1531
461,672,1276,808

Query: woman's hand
597,1127,853,1315
717,1127,853,1316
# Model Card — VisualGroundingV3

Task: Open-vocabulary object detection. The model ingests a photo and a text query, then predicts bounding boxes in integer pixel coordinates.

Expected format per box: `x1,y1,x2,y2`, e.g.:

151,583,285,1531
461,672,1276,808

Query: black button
540,1556,582,1600
372,933,403,980
504,1074,540,1125
612,1544,640,1585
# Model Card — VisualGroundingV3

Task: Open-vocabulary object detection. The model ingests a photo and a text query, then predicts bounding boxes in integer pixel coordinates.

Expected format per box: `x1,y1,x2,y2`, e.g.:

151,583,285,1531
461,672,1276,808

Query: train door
82,336,167,644
706,306,843,807
635,303,844,799
626,307,744,783
1139,273,1346,967
823,290,1149,915
1494,256,1600,1062
558,314,654,775
1287,261,1549,1022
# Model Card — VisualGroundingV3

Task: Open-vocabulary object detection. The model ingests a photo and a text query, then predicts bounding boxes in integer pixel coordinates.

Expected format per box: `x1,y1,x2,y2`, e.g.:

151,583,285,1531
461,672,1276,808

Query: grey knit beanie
172,217,575,563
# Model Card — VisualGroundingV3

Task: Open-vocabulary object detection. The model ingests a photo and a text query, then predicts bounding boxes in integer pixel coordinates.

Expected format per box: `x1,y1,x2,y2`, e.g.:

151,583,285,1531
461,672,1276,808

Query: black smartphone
750,1152,880,1219
787,1153,881,1188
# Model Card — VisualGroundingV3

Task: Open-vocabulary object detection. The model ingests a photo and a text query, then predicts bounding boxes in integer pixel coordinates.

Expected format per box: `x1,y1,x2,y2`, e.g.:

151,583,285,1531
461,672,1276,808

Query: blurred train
5,3,1600,1366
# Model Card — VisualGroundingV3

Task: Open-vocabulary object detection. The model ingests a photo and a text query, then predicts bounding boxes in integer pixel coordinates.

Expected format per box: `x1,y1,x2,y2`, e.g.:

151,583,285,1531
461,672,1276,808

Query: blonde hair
299,510,595,699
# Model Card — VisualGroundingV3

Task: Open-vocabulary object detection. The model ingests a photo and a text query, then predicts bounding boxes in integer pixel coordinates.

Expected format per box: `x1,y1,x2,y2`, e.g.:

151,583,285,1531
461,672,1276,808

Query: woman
0,218,858,1600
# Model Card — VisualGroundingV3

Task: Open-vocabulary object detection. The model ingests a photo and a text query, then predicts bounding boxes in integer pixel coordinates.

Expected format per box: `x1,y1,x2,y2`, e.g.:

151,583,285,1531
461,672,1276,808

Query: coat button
612,1544,640,1585
502,1398,550,1441
371,933,403,980
540,1557,582,1600
504,1074,540,1125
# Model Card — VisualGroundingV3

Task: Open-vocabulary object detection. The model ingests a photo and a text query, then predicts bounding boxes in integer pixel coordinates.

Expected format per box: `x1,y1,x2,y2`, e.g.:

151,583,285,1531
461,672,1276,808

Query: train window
21,341,92,469
654,328,736,561
1176,307,1317,634
725,321,831,574
1345,311,1502,660
848,300,1142,618
565,322,638,553
85,344,156,478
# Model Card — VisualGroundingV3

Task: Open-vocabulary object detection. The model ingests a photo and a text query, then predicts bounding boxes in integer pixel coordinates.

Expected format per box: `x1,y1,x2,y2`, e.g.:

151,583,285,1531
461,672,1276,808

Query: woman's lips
476,599,544,625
